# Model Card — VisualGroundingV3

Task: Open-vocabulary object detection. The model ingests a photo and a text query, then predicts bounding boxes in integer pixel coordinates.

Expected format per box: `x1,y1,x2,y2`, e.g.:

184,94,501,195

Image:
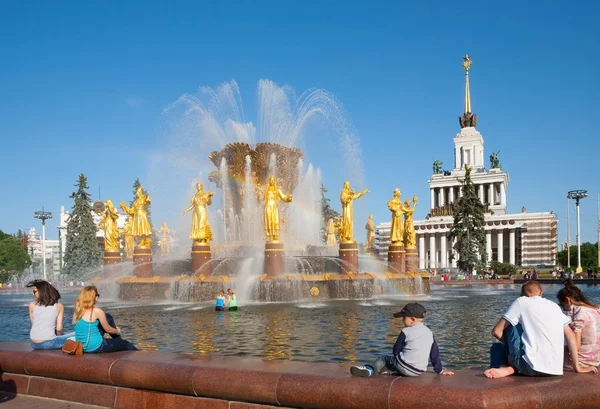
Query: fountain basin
104,272,430,302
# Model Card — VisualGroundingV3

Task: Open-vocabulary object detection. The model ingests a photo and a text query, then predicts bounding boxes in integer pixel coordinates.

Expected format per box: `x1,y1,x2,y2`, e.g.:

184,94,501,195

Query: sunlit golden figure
121,216,135,258
120,186,152,248
388,188,405,245
326,218,337,246
155,221,173,253
339,181,369,243
96,199,120,253
183,183,214,245
263,176,292,241
365,215,375,249
402,195,418,249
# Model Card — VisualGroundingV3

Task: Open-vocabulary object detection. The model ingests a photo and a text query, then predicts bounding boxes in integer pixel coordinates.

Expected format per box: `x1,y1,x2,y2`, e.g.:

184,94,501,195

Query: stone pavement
0,393,104,408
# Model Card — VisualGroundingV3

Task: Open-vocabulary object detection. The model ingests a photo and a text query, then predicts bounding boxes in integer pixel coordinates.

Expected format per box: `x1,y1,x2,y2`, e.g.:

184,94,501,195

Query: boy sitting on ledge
485,280,598,378
350,303,454,377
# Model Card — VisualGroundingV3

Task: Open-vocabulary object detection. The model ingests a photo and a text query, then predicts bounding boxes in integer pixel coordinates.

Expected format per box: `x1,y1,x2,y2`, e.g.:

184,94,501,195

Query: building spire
463,54,472,113
459,54,477,128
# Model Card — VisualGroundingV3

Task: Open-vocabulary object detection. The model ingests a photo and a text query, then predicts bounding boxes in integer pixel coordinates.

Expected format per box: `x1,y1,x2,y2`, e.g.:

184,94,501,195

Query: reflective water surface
2,284,596,369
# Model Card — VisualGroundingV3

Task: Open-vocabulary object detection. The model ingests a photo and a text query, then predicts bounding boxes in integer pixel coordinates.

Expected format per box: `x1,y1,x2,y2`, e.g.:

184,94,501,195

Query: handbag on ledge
62,339,83,355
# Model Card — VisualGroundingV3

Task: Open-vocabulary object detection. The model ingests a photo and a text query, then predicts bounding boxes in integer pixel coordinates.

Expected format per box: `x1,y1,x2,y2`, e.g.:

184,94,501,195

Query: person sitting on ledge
485,281,597,378
215,290,225,311
73,286,137,353
27,280,74,350
350,303,454,377
558,279,600,370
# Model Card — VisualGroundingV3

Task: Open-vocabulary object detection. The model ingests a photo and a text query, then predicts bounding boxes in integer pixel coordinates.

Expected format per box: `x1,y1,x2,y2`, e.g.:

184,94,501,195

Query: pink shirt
566,305,600,368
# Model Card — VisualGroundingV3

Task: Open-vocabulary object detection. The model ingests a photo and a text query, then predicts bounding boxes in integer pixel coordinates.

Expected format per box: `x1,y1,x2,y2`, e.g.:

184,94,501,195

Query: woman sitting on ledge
558,279,600,370
73,286,137,353
28,280,74,350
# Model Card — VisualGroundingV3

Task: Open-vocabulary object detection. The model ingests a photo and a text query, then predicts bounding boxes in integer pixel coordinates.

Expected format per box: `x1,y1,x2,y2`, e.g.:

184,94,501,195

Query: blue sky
0,1,599,244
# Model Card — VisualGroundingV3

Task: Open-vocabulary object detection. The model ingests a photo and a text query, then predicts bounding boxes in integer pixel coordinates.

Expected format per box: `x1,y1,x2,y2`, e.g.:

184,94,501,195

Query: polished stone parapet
2,342,599,409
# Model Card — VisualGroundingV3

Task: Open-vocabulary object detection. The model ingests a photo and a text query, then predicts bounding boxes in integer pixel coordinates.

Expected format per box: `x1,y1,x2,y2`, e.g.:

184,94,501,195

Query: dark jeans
489,324,547,376
89,313,138,353
369,355,419,377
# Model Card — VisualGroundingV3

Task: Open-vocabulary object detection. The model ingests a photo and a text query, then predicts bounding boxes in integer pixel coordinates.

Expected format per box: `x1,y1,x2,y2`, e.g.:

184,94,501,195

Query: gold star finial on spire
462,54,472,113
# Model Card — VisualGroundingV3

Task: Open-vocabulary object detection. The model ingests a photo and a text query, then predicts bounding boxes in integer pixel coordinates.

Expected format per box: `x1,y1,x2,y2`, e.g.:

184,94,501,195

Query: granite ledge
2,342,600,409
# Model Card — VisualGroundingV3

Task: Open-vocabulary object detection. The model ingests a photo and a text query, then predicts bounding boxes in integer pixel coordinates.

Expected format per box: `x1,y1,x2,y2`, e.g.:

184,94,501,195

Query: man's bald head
521,281,542,297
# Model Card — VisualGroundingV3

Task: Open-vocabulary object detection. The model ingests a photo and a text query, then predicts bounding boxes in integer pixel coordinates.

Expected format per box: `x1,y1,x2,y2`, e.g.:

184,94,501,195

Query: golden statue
95,200,120,253
326,218,337,246
183,182,214,245
365,214,375,249
339,181,369,243
120,186,152,248
263,176,292,241
402,195,418,249
387,188,405,245
121,215,135,258
155,221,173,253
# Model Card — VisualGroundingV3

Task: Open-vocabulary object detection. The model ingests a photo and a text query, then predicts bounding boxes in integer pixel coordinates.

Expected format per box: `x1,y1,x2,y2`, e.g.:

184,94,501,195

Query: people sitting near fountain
226,289,238,311
557,280,600,370
73,286,137,353
350,303,454,377
27,280,74,350
215,291,225,311
484,281,596,379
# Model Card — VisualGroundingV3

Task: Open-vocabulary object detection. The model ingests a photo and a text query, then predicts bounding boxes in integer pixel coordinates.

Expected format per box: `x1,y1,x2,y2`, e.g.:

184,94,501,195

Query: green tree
0,230,32,282
557,242,598,269
489,261,517,276
63,174,103,278
320,183,340,242
131,178,158,252
449,165,487,272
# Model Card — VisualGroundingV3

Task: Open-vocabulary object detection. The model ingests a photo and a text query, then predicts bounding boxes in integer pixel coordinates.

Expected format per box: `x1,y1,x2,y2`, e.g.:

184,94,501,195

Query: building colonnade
429,181,506,209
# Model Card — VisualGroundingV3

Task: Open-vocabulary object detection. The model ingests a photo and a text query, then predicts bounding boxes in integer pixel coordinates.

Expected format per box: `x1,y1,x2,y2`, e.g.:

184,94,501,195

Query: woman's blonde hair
73,286,98,323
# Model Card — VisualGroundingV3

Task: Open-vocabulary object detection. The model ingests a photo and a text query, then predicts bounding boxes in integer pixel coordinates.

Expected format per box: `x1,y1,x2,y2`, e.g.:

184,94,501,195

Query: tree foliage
62,174,103,278
320,183,340,242
489,261,517,276
557,242,598,269
449,165,487,272
0,230,32,282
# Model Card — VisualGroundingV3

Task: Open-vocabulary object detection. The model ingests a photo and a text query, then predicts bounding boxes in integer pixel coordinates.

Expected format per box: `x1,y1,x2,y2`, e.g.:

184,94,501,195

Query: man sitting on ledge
485,280,598,378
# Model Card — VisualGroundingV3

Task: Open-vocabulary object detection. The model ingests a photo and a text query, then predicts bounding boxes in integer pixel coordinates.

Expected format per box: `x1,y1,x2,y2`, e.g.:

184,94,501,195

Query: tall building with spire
376,56,557,269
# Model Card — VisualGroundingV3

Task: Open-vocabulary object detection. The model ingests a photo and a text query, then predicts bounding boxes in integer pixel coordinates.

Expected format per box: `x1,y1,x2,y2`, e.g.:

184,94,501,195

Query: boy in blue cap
350,303,454,377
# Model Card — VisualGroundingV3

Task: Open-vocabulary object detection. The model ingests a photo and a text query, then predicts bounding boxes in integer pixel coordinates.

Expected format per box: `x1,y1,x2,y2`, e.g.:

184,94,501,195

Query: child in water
215,291,225,311
226,288,238,311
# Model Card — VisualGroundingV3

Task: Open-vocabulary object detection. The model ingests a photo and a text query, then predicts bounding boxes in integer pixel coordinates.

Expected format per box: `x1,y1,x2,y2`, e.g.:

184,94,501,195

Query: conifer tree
320,183,340,242
131,178,158,252
63,174,103,278
449,165,487,273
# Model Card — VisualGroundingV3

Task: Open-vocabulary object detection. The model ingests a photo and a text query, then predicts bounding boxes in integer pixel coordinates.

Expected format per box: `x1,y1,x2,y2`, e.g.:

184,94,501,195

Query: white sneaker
350,365,374,377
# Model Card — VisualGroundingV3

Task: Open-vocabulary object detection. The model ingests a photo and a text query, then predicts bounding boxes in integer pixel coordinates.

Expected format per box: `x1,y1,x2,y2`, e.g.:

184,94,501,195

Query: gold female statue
365,214,375,249
155,221,173,253
339,181,369,243
183,182,214,245
388,188,405,245
402,195,418,249
263,176,292,241
96,199,120,253
121,215,135,258
120,186,152,248
326,218,337,246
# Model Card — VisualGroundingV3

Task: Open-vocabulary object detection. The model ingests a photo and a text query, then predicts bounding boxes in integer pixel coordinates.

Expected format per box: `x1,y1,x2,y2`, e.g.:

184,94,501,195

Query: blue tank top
216,296,224,307
74,318,103,352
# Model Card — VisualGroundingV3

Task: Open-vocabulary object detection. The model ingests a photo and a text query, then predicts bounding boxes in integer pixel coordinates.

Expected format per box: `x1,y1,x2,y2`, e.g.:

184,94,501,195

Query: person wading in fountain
225,288,238,311
215,291,225,312
350,303,454,377
485,281,597,378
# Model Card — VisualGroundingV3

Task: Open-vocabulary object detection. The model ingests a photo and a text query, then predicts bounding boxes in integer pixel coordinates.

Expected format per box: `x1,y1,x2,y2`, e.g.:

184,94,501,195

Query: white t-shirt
503,296,571,375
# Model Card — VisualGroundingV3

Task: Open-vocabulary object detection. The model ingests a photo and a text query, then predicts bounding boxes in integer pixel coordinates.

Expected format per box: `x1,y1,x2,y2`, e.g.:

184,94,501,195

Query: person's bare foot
484,367,515,378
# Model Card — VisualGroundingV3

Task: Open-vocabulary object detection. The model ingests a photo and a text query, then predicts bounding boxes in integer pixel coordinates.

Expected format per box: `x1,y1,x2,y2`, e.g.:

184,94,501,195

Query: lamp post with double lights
34,208,53,280
567,190,587,273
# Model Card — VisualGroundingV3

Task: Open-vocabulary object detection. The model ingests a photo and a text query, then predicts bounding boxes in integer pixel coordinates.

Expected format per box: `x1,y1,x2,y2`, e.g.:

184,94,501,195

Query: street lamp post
34,208,53,280
567,190,588,273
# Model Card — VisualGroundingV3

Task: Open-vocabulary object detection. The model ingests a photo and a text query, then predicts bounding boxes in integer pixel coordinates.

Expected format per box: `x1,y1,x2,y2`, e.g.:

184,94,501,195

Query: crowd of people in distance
28,280,136,353
351,279,600,379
